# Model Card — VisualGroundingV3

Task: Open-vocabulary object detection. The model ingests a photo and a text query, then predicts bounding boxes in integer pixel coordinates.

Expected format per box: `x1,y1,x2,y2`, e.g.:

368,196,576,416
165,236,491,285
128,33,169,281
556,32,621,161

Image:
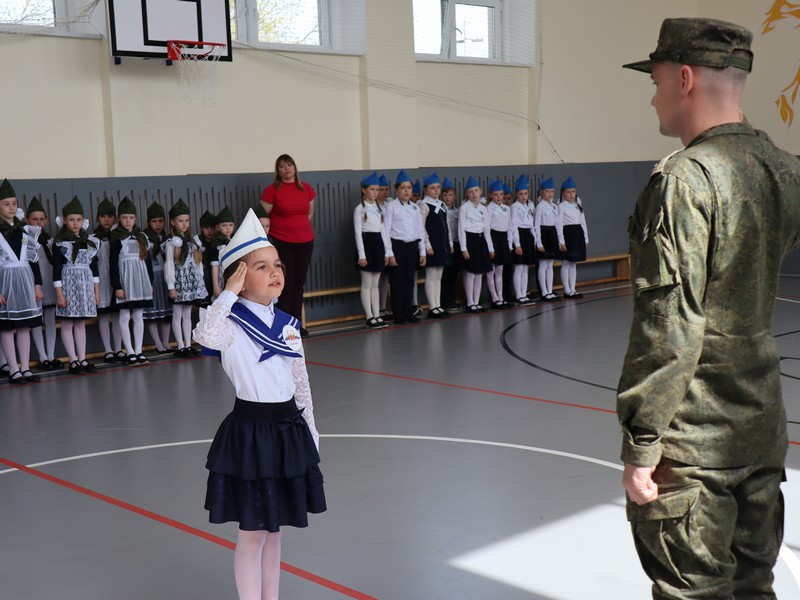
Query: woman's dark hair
272,154,304,191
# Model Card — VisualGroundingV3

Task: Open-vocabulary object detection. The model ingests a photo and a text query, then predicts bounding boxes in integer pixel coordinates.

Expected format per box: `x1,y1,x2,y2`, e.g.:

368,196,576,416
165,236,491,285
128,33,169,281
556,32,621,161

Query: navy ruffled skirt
205,398,327,532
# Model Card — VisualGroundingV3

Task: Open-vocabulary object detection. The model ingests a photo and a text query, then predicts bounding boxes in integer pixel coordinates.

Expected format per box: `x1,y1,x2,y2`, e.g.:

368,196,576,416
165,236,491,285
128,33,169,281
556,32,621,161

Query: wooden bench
302,252,630,327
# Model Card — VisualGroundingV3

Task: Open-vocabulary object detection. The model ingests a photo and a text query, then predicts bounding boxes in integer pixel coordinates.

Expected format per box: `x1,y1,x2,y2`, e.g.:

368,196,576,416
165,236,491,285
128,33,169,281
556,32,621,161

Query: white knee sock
379,273,389,312
569,262,578,294
119,309,134,355
234,530,282,600
513,265,528,299
61,320,77,362
132,309,144,354
15,328,32,372
425,267,443,310
74,320,87,362
147,322,166,352
44,307,57,360
31,326,47,362
1,330,18,371
360,272,375,319
181,307,192,349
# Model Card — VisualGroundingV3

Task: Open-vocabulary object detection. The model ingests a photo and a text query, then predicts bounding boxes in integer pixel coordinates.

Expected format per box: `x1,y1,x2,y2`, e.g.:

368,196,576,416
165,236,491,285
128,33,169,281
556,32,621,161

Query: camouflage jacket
617,122,800,468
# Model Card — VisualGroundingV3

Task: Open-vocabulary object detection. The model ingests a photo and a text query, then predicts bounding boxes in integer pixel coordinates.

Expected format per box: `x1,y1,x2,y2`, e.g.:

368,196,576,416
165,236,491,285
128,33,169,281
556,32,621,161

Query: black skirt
205,398,327,532
490,229,513,265
537,225,559,259
357,232,386,273
514,228,537,265
464,232,492,274
561,224,587,262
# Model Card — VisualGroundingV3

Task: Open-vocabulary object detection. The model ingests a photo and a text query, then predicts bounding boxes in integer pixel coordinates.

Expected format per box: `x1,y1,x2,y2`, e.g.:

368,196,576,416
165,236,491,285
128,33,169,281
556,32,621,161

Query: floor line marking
0,454,378,600
306,361,618,415
3,435,797,591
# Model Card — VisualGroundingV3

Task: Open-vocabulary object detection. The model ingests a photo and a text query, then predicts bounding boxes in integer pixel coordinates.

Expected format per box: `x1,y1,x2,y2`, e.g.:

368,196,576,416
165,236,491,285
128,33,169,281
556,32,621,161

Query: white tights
463,271,482,307
119,308,144,355
486,265,504,303
147,320,172,352
561,261,577,295
172,304,193,349
538,259,554,296
98,312,122,355
424,266,443,310
31,306,57,361
1,328,31,373
359,271,381,319
513,265,529,300
234,530,282,600
60,319,87,363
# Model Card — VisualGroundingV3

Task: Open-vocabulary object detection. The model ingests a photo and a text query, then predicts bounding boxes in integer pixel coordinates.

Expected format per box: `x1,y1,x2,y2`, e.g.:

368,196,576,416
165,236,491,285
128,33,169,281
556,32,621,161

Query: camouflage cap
168,199,190,220
622,18,753,74
96,197,116,217
215,205,235,224
0,178,16,200
198,210,216,228
146,201,165,221
117,196,137,216
61,195,85,218
26,196,45,217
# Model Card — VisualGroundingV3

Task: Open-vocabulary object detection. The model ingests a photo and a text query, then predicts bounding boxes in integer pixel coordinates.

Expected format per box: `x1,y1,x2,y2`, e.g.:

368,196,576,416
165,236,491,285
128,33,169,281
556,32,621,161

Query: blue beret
561,176,576,190
378,174,389,187
412,180,422,194
423,172,440,187
465,176,480,190
539,177,555,191
396,169,412,184
515,175,529,192
441,177,455,190
489,179,504,193
361,172,380,187
503,182,512,195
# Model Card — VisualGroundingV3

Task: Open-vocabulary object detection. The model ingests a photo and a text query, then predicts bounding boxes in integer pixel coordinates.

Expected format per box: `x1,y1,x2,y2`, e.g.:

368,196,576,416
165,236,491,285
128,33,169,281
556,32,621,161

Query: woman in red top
259,154,315,335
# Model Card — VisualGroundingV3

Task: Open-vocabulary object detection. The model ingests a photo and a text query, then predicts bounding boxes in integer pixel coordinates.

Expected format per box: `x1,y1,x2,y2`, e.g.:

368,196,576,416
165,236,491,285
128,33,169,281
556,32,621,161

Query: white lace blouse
192,290,319,448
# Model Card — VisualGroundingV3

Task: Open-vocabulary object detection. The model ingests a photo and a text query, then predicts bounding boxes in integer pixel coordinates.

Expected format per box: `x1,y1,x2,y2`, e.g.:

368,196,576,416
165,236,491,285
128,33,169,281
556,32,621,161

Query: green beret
623,18,753,74
0,178,16,201
147,201,166,220
97,197,116,217
26,196,45,217
117,196,137,216
61,196,85,218
215,205,235,224
254,203,269,219
199,210,216,228
168,199,190,220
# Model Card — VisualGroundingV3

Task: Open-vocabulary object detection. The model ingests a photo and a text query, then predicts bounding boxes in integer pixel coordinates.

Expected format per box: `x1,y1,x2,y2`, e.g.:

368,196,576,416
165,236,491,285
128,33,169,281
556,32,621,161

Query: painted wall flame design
763,0,800,127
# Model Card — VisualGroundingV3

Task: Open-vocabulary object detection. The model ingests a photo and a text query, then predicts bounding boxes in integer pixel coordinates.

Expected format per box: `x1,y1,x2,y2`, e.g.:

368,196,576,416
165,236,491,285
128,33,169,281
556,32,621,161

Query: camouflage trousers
627,456,785,599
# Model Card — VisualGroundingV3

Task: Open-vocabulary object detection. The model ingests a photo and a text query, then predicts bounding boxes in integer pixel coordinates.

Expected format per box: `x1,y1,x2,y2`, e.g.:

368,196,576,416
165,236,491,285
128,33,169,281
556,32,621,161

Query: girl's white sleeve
164,240,177,290
510,204,521,247
383,203,395,257
419,202,432,251
353,205,366,260
533,204,544,248
292,347,320,451
192,291,238,351
483,208,494,254
458,204,468,249
557,204,566,246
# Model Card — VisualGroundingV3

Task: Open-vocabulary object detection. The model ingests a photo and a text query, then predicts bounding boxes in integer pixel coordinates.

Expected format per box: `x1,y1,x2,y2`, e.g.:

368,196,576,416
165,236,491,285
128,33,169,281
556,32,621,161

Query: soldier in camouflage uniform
617,18,800,599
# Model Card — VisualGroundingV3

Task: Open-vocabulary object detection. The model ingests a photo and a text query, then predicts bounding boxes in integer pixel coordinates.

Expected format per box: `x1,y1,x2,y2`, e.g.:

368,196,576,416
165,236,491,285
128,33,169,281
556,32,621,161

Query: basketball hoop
167,40,226,108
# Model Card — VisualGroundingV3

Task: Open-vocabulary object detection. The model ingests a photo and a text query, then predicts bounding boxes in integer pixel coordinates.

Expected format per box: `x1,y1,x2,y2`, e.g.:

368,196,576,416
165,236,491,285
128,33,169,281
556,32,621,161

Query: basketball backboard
107,0,232,61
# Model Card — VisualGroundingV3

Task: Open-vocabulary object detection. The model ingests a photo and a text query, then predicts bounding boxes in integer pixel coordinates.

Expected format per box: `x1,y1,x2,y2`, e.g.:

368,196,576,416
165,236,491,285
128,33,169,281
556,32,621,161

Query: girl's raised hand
225,261,247,295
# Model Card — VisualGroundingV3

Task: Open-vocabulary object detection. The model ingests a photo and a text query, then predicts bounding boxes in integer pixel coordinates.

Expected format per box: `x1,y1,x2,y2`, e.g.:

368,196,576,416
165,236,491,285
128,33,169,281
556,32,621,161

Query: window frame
415,0,532,67
0,0,104,38
231,0,361,55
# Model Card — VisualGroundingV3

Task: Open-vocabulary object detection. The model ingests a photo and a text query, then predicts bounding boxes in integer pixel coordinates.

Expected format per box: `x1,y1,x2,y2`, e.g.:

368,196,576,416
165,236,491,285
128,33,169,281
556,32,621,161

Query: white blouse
353,201,391,260
458,201,494,253
192,291,319,448
510,201,535,247
558,200,589,244
384,199,426,257
534,200,559,248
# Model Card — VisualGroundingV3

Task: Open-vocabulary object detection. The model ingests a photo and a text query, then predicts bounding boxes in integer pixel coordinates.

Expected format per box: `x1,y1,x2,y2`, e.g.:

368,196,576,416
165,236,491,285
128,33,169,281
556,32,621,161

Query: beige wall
537,0,800,163
0,1,797,179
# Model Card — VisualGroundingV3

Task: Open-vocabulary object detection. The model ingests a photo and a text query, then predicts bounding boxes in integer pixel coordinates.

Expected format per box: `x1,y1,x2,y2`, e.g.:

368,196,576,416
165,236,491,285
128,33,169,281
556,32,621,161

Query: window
414,0,534,65
230,0,363,54
0,0,56,27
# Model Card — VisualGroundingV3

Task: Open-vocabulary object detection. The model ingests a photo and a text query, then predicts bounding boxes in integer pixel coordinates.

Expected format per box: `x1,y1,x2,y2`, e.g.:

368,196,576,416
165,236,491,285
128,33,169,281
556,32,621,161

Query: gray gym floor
2,280,800,600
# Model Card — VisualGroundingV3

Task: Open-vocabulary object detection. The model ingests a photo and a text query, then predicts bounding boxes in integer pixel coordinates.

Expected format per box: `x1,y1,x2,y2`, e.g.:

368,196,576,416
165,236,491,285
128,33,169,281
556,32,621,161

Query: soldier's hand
622,463,659,505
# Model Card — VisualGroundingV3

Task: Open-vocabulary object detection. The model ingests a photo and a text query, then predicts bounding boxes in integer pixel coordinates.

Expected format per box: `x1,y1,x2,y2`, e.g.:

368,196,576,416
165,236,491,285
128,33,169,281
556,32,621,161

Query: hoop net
167,40,226,108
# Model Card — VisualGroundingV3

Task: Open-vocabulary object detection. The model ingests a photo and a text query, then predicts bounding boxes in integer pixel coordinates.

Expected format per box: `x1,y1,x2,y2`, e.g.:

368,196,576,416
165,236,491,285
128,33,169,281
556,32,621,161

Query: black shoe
0,363,9,376
50,358,65,369
411,305,422,317
115,351,127,362
366,317,381,329
126,355,139,366
394,317,408,325
8,371,26,384
80,360,97,373
156,348,174,354
69,361,84,375
408,315,421,323
187,347,200,357
375,317,389,328
300,327,309,338
20,370,40,382
379,311,393,322
137,354,150,365
103,352,116,363
427,309,445,319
